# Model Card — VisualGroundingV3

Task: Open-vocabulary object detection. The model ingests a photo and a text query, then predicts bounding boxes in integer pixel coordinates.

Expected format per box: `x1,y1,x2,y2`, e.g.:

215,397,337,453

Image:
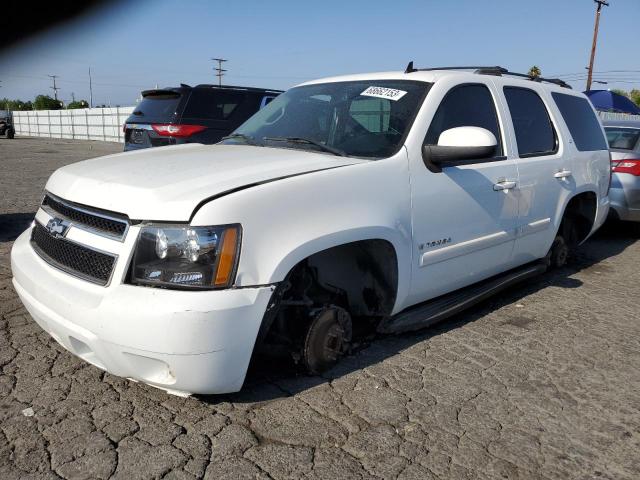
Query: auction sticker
360,86,407,101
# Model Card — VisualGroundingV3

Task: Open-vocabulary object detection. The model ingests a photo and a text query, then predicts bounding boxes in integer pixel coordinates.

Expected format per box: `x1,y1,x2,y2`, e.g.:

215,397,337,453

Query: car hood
46,143,363,220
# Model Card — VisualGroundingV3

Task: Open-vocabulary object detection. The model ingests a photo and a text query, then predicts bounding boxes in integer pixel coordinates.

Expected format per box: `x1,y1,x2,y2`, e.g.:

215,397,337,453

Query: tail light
151,124,206,138
611,158,640,176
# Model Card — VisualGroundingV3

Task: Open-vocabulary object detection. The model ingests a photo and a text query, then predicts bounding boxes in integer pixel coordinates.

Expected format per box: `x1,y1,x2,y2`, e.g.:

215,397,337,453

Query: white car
11,65,611,395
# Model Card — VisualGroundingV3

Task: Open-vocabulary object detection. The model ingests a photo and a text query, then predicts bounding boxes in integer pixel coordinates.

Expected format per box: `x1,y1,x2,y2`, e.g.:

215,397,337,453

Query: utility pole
88,68,93,108
586,0,609,91
211,58,227,86
48,75,60,101
0,80,6,112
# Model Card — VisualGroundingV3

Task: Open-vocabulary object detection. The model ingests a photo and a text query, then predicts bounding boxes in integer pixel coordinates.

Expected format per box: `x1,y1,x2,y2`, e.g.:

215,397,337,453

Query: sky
0,0,638,107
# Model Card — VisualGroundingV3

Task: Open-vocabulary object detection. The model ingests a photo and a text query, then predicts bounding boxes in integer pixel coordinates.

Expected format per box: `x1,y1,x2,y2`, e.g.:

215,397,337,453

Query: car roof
297,69,579,96
602,119,640,129
142,85,283,97
193,84,283,94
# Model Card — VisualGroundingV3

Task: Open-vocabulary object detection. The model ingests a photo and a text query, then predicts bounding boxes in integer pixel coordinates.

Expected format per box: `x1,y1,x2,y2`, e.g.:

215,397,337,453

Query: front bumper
11,227,275,395
609,173,640,222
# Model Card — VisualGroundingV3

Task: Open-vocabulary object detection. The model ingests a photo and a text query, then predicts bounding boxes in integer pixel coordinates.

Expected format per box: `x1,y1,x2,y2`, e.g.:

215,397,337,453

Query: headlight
130,224,241,289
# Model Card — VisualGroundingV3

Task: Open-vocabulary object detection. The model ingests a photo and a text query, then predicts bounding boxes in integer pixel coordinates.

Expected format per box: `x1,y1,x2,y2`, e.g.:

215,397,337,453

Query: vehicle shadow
0,212,35,243
199,222,637,405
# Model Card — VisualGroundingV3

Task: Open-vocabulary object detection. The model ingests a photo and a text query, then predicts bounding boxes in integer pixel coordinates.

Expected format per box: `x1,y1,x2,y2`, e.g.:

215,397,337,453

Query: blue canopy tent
584,90,640,115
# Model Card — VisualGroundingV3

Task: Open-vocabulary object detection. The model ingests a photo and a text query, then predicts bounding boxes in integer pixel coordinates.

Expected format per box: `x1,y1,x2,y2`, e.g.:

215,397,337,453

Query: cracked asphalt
1,137,640,479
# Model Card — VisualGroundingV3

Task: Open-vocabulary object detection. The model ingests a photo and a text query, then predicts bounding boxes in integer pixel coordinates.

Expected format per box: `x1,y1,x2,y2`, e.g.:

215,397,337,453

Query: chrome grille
31,222,117,286
42,193,129,240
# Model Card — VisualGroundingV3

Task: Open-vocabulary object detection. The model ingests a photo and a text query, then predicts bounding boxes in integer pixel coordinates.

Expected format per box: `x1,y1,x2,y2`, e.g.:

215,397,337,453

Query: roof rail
404,62,571,89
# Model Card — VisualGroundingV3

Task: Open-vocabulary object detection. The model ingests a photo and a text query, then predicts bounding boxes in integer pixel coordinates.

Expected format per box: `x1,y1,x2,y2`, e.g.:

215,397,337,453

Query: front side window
504,87,556,157
425,84,503,156
551,93,608,152
605,127,640,151
226,80,431,159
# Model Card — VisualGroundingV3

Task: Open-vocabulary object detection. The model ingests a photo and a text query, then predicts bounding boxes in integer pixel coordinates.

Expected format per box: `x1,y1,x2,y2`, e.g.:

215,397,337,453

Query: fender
190,152,414,313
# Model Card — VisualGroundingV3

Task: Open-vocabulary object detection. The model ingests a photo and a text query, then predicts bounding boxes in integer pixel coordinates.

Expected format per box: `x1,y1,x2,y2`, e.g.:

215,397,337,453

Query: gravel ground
1,136,639,480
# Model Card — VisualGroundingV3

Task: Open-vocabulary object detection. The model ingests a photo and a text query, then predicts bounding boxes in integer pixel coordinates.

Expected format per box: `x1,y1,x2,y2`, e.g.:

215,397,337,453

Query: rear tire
6,128,14,139
549,234,569,268
302,306,352,374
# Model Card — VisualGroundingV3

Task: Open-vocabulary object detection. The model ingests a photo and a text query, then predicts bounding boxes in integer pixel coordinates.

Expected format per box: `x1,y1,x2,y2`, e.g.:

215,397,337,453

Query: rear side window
425,84,502,156
551,93,608,151
504,87,556,157
182,90,246,120
260,96,277,108
605,127,640,151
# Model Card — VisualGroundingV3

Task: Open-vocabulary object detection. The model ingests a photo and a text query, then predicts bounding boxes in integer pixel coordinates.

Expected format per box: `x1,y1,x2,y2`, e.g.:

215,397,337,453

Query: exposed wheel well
560,191,597,246
255,239,398,352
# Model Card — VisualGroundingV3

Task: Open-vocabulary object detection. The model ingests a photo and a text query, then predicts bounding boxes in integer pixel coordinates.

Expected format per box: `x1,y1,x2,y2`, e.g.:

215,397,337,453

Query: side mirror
422,126,497,171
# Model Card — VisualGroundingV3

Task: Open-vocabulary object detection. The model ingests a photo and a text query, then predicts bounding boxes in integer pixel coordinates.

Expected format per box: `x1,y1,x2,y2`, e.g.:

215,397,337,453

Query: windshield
605,127,640,151
224,80,431,159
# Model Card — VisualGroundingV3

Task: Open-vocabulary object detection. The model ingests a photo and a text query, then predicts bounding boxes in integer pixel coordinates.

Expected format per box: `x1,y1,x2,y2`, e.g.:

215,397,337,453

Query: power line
211,58,227,86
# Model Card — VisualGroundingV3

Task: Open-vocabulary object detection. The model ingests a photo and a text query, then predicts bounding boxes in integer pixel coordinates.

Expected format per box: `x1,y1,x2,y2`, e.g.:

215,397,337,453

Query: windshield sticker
360,86,408,101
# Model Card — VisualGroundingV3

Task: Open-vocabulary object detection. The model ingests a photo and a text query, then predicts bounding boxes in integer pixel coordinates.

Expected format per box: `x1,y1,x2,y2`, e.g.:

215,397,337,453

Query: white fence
8,106,640,145
12,107,134,143
598,111,640,122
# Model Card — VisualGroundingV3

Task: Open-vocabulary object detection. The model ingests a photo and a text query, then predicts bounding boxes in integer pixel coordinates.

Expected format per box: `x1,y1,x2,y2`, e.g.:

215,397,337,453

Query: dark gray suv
123,84,282,151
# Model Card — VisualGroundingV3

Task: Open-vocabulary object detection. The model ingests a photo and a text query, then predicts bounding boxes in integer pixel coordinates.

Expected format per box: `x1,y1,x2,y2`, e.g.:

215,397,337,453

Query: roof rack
404,61,571,89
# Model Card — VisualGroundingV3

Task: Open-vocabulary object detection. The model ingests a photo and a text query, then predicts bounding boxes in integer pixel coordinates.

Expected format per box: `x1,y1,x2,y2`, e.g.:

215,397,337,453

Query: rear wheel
549,234,569,268
302,306,352,374
6,128,14,139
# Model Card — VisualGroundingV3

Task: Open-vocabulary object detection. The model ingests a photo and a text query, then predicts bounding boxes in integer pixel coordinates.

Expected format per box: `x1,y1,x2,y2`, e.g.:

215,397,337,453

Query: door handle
493,180,517,191
554,169,572,179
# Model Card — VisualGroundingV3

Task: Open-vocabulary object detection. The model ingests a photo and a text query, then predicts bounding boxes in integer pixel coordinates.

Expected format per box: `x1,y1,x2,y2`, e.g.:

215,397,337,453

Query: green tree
67,100,89,109
610,89,628,97
0,98,33,110
629,89,640,107
528,66,541,78
33,95,62,110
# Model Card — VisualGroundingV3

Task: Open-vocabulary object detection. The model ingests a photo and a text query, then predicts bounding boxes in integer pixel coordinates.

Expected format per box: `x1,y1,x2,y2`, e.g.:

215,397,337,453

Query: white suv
11,65,611,395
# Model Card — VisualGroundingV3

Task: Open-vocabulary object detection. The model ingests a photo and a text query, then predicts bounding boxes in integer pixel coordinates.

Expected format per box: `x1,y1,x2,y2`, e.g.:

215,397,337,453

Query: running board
377,262,548,334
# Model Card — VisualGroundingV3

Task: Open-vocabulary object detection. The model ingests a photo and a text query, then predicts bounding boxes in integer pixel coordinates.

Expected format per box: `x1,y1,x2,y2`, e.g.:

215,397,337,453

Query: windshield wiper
263,136,346,157
220,133,261,146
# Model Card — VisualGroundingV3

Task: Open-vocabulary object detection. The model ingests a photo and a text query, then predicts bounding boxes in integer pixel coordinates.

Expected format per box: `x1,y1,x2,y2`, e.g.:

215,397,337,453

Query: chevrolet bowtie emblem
45,217,69,238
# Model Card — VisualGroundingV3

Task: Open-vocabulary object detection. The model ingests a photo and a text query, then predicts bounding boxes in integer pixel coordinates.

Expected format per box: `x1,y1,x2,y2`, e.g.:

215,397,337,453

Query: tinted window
504,87,556,156
605,127,640,151
551,93,608,151
133,91,182,120
182,90,246,120
425,84,502,156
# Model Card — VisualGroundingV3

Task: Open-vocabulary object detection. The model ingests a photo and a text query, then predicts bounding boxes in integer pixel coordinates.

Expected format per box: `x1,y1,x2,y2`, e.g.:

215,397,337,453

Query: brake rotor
302,306,352,374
